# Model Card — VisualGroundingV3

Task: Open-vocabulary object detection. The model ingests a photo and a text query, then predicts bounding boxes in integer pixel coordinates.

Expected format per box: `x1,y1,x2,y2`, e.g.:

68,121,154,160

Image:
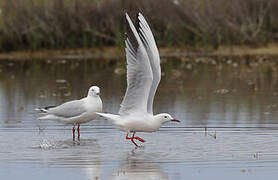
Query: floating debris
56,79,67,83
215,89,229,94
39,94,47,98
267,104,277,109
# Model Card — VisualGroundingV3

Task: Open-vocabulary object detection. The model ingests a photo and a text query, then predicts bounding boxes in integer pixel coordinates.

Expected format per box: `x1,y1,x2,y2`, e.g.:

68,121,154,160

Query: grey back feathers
38,100,86,118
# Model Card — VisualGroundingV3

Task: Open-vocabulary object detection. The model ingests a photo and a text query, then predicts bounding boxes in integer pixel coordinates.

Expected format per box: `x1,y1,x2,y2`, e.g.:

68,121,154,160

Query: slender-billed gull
36,86,102,140
97,13,180,147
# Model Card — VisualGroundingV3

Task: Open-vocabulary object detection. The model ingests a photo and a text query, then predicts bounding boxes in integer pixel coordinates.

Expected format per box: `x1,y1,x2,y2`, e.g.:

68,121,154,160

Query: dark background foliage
0,0,277,52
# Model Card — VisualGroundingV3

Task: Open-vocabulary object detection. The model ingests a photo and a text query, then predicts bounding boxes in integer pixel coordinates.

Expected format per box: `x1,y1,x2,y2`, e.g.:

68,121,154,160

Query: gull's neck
87,94,100,99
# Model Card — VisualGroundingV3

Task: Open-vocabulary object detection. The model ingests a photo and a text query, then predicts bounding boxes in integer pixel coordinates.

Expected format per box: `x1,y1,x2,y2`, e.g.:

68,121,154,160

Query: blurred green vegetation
0,0,278,52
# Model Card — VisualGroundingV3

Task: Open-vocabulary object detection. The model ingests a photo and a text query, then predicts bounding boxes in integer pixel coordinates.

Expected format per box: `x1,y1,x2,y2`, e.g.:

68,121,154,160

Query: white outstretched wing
137,13,161,115
119,13,153,115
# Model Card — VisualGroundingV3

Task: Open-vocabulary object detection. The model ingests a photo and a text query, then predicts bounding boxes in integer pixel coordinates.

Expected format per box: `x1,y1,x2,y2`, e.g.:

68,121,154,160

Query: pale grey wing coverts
137,13,161,115
118,13,153,115
47,99,86,118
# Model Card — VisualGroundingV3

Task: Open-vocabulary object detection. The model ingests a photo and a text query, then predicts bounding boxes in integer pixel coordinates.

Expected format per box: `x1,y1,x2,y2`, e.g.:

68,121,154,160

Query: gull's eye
164,116,167,118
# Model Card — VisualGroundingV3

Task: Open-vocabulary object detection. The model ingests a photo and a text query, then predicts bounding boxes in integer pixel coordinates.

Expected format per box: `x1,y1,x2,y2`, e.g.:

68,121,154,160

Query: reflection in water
41,138,101,164
40,138,102,180
1,59,278,127
111,150,168,180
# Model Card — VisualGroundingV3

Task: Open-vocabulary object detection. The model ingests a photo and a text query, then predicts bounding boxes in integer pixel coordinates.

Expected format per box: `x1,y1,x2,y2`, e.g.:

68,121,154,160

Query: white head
154,113,180,124
88,86,100,97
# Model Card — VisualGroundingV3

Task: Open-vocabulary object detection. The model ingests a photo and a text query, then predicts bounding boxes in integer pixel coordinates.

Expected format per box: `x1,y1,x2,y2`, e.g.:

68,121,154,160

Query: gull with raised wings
96,13,180,147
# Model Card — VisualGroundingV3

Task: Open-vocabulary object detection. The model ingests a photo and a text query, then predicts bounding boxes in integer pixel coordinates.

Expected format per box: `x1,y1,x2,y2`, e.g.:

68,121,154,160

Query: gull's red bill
171,119,180,122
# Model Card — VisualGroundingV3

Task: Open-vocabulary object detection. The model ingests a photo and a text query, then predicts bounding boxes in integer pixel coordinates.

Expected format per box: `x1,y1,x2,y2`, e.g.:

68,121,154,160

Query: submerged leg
72,125,75,141
77,124,80,141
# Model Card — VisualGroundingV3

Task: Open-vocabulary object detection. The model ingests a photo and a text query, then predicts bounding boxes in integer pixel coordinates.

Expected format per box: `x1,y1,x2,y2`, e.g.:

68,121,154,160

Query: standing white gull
96,13,180,147
36,86,102,140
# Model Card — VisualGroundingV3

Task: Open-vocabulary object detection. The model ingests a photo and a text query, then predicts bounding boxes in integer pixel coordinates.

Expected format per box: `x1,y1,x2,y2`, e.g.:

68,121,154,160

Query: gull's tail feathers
96,112,120,122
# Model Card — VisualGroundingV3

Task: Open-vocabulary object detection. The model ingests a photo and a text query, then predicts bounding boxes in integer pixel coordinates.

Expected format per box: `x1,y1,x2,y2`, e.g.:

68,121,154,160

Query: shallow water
1,58,278,179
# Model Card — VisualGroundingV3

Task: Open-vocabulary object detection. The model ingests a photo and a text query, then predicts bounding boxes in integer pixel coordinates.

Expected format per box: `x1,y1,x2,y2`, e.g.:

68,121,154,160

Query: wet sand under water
1,58,278,179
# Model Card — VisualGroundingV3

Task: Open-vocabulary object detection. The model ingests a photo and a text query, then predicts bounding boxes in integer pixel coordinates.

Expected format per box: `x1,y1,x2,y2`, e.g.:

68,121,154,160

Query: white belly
116,119,160,132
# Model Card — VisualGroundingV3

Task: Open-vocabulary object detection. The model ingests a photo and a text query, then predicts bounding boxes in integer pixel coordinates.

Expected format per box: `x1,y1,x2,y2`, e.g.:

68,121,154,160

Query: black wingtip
35,105,56,113
125,13,139,50
44,105,56,110
35,108,47,113
135,13,141,31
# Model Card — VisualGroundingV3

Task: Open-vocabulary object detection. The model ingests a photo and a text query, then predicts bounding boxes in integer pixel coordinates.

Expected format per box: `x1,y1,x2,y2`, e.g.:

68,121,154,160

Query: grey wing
118,13,153,116
137,13,161,115
47,99,86,118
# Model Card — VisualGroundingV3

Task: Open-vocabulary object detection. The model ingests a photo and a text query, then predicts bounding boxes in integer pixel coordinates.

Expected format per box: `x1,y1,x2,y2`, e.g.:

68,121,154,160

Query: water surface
1,58,278,179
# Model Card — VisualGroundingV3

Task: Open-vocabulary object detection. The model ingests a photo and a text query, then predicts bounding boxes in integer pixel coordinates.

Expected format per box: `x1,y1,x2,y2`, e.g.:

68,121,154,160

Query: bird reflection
110,150,168,180
39,138,102,180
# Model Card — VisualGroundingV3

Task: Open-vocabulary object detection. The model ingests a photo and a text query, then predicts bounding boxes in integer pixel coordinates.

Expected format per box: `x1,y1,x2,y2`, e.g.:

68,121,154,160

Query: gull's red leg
77,123,80,141
72,125,75,141
126,133,131,140
134,136,145,142
131,132,139,147
125,132,139,147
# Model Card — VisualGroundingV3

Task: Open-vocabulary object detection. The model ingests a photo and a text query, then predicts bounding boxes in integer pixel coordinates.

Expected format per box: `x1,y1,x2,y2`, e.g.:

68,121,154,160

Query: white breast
116,114,160,132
